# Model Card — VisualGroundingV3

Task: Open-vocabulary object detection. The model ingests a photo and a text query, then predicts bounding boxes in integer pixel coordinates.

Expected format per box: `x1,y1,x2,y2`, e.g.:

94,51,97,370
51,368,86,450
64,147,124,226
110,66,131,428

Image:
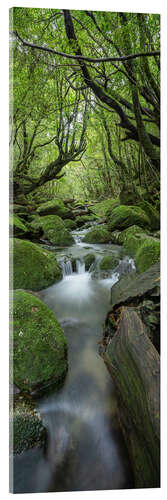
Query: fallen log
103,307,160,489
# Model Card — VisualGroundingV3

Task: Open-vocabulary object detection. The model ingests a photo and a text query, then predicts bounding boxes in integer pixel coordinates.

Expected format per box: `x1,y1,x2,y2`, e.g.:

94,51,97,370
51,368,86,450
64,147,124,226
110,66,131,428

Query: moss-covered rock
91,198,119,217
11,238,62,291
10,290,68,394
64,218,77,230
137,201,160,230
135,238,160,273
100,255,119,270
40,215,74,246
83,226,111,244
10,396,46,454
108,205,150,232
9,214,29,238
84,253,96,271
118,225,148,253
37,199,72,219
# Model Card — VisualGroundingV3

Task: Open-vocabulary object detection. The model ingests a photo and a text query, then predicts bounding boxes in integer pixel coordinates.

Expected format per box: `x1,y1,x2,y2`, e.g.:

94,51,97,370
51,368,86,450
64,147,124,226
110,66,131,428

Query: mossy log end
104,307,160,489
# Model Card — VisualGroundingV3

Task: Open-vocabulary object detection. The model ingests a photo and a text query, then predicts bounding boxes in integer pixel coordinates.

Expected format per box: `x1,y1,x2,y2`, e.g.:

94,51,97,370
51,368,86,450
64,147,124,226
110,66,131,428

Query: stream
13,225,135,493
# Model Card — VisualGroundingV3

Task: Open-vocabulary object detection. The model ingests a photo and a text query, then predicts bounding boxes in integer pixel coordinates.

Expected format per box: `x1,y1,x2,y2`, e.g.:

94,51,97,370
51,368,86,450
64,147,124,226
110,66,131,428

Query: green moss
109,230,122,245
10,290,68,394
91,198,119,217
83,226,111,243
84,253,95,270
108,205,150,232
118,225,148,253
100,255,119,270
64,219,77,230
40,215,74,246
11,238,62,291
137,201,160,230
9,214,29,237
37,199,72,219
136,238,160,273
10,397,46,454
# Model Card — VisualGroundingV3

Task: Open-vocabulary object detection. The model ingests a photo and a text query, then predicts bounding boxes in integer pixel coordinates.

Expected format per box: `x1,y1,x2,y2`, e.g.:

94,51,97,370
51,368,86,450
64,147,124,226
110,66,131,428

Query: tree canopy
10,7,160,204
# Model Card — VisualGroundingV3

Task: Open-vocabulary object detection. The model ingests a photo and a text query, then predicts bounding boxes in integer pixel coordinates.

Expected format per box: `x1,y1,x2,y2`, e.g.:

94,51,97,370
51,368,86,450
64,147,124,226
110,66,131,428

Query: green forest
9,7,160,494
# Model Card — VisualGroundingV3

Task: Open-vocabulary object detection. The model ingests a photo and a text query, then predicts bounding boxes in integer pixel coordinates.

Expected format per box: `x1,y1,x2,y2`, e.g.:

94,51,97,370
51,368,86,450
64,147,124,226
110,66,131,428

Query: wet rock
10,290,68,394
107,205,150,232
10,395,46,454
10,238,62,291
40,215,74,246
100,255,119,271
37,199,73,219
83,226,111,244
135,237,160,273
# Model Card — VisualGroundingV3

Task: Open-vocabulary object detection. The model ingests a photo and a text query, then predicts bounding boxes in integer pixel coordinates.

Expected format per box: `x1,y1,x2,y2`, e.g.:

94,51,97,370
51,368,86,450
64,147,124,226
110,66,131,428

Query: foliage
10,8,160,205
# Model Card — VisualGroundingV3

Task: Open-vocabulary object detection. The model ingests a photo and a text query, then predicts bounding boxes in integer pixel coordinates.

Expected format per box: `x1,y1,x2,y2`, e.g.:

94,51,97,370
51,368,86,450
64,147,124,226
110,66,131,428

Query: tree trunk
103,307,160,488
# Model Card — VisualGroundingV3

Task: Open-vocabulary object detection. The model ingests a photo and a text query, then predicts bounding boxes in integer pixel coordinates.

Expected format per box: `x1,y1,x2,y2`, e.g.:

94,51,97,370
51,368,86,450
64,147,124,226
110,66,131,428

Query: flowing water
13,226,135,493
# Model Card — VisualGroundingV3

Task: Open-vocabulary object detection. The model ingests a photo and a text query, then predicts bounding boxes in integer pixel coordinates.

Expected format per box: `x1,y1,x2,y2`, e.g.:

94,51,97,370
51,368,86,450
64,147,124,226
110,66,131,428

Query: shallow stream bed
13,226,135,493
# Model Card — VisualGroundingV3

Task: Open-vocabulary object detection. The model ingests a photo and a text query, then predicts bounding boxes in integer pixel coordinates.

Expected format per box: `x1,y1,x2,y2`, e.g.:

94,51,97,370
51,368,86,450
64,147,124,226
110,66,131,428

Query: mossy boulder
10,290,68,394
40,215,74,246
9,214,29,238
119,225,148,253
100,255,119,271
11,238,62,291
108,205,150,232
91,199,119,217
37,199,73,219
137,201,160,230
135,238,160,273
10,397,46,454
84,253,96,271
64,219,77,230
83,226,111,244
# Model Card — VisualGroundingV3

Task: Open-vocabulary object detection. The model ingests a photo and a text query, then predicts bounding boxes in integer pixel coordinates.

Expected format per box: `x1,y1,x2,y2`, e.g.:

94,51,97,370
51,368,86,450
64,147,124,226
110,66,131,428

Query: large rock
103,307,160,488
91,198,119,217
64,219,77,230
107,205,150,232
40,215,74,246
99,255,119,270
9,396,46,454
10,290,68,394
37,199,73,219
83,226,111,244
119,225,149,253
105,261,160,351
110,261,160,308
135,237,160,273
10,238,62,291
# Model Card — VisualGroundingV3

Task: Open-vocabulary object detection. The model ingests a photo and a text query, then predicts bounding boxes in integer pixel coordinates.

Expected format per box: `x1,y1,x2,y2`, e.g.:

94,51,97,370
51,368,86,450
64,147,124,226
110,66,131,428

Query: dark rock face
104,261,160,352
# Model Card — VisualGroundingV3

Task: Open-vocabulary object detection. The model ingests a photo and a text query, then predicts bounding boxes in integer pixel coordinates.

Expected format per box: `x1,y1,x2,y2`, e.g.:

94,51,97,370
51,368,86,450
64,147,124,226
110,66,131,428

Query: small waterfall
76,259,85,274
60,259,73,277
